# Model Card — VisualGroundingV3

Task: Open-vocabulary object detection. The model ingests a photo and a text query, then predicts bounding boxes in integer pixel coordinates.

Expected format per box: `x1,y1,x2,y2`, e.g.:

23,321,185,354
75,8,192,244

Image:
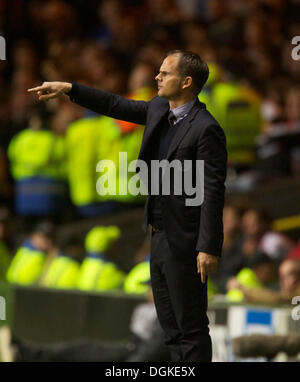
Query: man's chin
158,89,168,98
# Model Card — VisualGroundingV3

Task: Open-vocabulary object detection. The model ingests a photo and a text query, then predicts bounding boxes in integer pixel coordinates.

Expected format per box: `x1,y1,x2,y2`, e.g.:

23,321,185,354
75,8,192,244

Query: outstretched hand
197,252,218,283
28,81,72,101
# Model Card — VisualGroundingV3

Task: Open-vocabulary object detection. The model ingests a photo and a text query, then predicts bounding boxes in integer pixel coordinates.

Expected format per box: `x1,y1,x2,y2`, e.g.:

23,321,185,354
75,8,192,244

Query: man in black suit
28,50,227,362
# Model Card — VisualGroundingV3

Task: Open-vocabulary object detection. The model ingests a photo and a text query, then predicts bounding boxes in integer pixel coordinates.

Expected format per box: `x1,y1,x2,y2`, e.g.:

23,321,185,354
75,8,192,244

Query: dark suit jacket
69,84,227,259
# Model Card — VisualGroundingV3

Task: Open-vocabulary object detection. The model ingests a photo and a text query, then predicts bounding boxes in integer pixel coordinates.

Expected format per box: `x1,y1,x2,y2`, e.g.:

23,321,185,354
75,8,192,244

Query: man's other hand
197,252,219,283
28,81,72,101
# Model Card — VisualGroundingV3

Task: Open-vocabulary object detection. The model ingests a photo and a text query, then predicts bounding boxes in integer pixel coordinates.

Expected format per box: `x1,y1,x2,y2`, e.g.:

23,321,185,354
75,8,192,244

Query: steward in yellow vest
41,233,84,290
65,116,120,217
7,104,67,217
199,63,261,170
77,226,124,291
6,222,54,285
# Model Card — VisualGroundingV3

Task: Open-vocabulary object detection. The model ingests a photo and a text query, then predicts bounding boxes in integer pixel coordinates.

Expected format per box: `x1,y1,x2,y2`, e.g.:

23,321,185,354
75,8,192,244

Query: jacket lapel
166,99,204,160
138,98,205,161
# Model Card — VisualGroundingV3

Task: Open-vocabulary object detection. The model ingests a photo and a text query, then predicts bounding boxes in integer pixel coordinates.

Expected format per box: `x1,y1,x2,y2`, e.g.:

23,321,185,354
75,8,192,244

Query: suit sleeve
196,123,227,257
68,83,149,125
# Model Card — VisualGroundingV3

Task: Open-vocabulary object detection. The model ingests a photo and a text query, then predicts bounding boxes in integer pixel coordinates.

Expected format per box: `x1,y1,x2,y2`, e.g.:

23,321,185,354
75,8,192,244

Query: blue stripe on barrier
246,310,272,325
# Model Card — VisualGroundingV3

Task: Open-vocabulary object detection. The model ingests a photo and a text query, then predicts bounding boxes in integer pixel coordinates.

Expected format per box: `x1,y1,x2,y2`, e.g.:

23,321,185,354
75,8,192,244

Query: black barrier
12,286,146,343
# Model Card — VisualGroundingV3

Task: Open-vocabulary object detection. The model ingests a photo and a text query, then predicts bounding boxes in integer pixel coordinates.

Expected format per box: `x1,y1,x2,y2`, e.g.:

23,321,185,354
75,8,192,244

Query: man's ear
182,76,193,90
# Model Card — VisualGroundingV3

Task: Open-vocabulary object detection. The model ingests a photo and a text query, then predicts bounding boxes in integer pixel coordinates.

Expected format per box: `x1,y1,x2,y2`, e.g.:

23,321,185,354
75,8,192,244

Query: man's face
279,261,300,293
155,54,184,100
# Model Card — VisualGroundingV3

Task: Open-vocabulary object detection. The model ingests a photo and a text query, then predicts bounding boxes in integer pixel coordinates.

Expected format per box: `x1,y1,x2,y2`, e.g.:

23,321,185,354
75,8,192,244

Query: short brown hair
167,50,209,95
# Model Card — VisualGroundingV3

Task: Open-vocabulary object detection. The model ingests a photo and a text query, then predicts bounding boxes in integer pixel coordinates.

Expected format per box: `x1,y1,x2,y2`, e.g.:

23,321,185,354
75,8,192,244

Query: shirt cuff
196,247,221,257
67,83,78,102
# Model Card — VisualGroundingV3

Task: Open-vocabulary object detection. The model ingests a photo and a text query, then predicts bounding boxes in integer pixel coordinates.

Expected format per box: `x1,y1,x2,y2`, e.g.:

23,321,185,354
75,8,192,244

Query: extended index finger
200,264,207,284
27,85,46,93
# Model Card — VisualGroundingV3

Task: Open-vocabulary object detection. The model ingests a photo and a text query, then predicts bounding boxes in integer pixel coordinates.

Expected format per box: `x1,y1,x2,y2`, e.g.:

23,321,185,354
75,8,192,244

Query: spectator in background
40,232,84,290
226,250,279,303
197,60,262,175
258,230,295,264
227,258,300,305
215,204,295,297
210,204,245,293
7,102,68,221
76,225,125,292
279,258,300,296
39,0,80,44
240,208,273,261
246,251,279,290
241,207,295,264
6,221,54,286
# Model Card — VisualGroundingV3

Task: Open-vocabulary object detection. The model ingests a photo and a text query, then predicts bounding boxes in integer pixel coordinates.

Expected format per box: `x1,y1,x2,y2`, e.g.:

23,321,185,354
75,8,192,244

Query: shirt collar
170,99,196,123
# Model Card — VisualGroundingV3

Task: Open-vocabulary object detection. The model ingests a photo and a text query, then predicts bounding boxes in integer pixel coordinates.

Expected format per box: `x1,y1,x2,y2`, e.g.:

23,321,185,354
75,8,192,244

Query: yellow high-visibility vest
123,261,150,295
41,254,80,289
6,243,45,285
199,82,261,166
77,255,124,291
8,129,66,180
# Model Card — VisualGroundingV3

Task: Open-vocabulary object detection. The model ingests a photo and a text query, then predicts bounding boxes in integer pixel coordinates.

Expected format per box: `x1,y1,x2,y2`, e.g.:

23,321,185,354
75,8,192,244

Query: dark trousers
150,229,212,362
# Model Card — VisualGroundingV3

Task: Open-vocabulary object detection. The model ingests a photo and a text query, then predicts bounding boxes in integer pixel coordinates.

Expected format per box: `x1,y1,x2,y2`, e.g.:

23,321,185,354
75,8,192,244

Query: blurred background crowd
0,0,299,362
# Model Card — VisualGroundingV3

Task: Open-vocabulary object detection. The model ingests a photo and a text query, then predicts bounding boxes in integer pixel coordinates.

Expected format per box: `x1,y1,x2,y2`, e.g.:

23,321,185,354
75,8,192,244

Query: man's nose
155,73,161,81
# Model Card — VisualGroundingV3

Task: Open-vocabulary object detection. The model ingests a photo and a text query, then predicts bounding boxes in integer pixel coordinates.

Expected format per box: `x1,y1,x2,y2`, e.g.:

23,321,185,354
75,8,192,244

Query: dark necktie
168,110,176,128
